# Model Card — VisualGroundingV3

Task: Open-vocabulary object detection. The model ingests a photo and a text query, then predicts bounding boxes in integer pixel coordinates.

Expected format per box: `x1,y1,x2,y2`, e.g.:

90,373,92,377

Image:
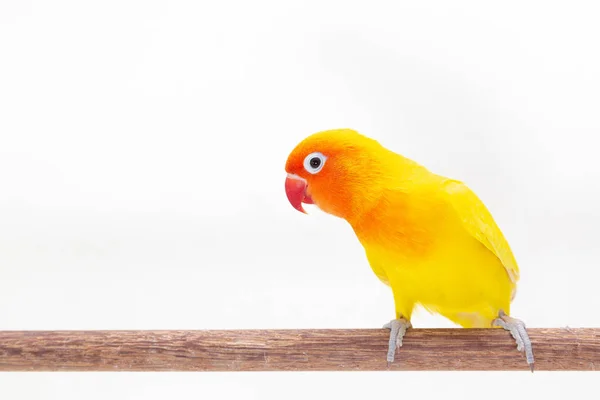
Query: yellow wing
442,179,520,298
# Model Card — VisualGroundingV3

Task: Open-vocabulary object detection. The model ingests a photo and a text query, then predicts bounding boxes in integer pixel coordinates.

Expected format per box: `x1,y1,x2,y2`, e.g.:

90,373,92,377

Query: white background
1,0,599,398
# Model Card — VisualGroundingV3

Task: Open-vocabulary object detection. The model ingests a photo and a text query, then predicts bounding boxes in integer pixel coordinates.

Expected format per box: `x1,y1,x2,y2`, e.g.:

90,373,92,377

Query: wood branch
0,328,598,371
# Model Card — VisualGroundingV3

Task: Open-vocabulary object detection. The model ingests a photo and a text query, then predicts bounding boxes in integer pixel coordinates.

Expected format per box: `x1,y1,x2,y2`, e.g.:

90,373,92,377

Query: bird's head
284,128,395,221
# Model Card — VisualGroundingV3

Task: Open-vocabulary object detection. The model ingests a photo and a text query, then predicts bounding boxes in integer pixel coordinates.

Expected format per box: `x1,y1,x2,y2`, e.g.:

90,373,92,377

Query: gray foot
492,310,535,371
383,317,412,365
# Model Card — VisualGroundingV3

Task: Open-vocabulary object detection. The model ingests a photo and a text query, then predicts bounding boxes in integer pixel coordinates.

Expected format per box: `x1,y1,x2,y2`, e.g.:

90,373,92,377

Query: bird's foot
492,310,535,372
383,317,412,366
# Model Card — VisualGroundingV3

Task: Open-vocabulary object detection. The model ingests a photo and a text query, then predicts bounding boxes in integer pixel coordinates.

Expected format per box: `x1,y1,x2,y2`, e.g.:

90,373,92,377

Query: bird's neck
331,153,430,225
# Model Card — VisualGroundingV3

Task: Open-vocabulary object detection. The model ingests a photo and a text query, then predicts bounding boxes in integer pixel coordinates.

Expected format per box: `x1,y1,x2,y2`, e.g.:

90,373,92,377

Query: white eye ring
303,152,327,174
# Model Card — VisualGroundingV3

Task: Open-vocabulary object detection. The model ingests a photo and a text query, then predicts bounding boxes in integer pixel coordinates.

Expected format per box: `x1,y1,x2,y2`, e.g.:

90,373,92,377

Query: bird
283,128,534,370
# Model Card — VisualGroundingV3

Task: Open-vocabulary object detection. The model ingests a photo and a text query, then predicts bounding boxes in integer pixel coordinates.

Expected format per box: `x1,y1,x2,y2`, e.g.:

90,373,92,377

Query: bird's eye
303,152,327,174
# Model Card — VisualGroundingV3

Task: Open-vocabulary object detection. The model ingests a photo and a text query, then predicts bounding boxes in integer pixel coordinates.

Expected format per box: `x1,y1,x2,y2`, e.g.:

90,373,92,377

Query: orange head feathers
284,128,410,221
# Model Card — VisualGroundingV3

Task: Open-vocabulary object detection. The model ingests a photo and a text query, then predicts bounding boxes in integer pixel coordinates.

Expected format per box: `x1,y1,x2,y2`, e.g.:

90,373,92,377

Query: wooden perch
0,328,598,371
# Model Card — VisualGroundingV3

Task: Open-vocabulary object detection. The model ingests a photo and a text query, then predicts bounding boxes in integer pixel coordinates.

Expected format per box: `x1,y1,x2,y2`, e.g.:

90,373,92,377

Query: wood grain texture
0,328,598,371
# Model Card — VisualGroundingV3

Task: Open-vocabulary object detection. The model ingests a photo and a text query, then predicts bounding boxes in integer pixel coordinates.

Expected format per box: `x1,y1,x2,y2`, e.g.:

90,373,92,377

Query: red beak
285,174,313,214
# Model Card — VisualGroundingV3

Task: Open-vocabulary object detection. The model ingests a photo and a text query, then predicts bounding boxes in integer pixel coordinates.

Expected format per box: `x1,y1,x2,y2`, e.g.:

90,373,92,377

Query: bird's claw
383,317,411,364
492,310,535,372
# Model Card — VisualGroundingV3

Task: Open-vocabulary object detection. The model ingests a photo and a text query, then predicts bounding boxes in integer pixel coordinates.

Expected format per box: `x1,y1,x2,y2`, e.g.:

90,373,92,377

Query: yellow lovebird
284,128,534,370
